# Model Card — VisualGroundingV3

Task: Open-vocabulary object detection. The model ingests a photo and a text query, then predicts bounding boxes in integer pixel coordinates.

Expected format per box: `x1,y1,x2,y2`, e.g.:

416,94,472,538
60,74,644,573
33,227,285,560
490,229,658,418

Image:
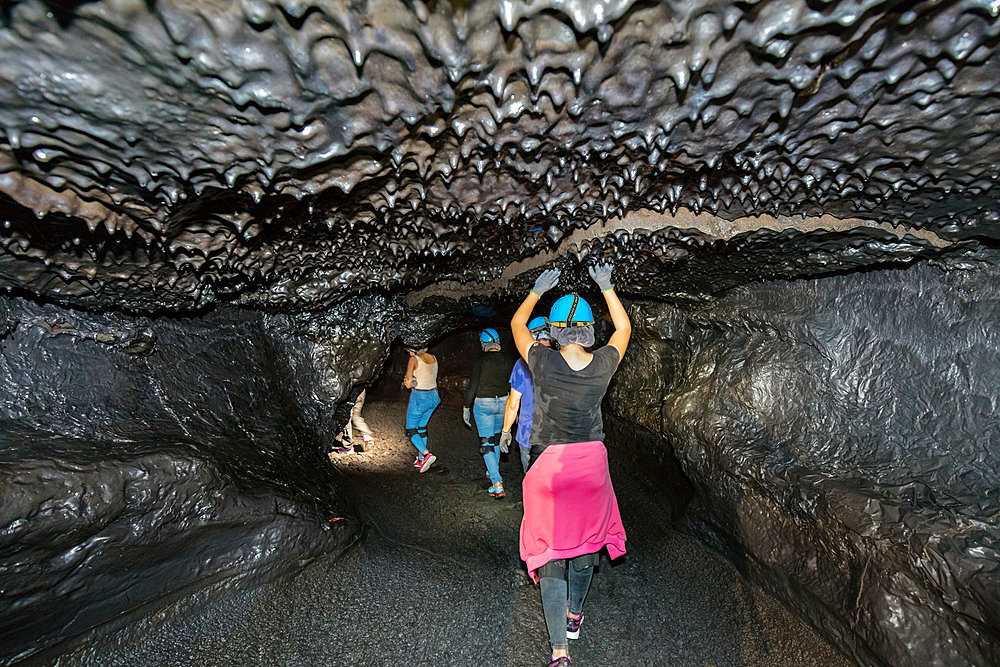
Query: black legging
538,555,596,650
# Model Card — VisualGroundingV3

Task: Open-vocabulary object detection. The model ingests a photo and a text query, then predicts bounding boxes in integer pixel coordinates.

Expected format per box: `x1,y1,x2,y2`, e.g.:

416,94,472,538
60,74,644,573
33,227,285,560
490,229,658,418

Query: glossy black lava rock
0,292,453,662
608,260,1000,666
2,0,1000,664
0,0,998,310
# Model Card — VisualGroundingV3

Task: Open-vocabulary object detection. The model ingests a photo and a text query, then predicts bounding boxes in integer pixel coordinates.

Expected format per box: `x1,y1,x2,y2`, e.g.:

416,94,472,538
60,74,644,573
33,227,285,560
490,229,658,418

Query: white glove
589,262,614,292
462,406,472,428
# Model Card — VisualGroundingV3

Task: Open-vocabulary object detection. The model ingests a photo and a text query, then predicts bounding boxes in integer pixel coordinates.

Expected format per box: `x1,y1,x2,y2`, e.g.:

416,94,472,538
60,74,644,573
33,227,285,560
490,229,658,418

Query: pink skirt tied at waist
519,441,627,582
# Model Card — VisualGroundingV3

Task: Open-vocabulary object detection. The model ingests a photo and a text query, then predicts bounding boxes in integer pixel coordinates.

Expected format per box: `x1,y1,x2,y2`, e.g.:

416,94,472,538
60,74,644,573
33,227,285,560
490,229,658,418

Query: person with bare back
402,347,439,473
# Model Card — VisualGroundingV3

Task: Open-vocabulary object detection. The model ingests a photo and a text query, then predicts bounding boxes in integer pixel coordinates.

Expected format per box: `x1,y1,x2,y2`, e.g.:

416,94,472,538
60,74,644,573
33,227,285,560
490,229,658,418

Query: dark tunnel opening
5,262,997,665
45,319,828,667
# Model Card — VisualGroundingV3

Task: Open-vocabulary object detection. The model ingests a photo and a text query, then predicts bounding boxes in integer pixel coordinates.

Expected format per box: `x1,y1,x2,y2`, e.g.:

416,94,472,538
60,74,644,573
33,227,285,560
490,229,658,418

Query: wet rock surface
0,293,430,662
2,1,999,664
1,436,350,663
1,0,999,308
54,396,849,667
609,261,1000,666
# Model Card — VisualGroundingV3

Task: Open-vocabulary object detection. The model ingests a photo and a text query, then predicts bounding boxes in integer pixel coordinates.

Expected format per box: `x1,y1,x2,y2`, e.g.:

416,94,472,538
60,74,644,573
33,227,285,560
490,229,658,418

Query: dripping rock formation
1,0,998,665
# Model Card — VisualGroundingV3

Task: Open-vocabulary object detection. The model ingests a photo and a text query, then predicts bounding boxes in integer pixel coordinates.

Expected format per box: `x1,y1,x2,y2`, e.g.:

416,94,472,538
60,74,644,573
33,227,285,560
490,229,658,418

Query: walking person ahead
463,328,513,498
499,316,552,472
403,347,439,472
511,262,630,667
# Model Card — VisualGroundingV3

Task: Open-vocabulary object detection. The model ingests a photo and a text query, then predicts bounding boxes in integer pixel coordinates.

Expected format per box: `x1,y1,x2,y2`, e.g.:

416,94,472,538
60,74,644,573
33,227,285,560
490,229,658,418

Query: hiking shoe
548,657,571,667
488,483,506,498
566,612,583,639
417,451,436,473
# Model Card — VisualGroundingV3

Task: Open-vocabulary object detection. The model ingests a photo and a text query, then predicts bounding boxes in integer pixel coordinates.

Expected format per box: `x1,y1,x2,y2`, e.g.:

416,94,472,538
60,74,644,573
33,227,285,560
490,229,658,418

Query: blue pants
406,389,440,454
474,395,508,485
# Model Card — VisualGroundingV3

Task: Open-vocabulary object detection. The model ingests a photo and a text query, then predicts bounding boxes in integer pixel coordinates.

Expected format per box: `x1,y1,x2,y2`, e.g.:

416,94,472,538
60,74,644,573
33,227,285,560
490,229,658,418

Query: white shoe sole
419,454,436,472
566,629,580,640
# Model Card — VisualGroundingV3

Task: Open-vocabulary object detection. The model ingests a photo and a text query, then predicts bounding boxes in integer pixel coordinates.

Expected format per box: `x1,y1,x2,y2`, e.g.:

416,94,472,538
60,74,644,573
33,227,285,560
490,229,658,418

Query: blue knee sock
484,446,502,484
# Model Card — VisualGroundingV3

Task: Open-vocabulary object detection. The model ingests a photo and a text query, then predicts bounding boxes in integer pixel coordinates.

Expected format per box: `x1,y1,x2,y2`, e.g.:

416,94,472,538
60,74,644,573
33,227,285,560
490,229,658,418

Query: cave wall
609,260,1000,666
0,293,426,662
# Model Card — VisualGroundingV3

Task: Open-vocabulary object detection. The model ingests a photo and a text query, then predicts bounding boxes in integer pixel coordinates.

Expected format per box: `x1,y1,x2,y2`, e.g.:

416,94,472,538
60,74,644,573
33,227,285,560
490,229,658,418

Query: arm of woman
604,289,631,359
511,295,539,362
590,263,631,360
502,389,522,434
512,268,560,361
403,355,417,389
464,353,482,407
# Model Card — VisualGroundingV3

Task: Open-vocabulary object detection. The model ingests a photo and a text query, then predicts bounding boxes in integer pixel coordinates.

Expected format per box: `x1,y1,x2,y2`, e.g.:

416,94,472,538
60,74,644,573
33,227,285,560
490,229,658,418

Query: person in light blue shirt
499,316,551,472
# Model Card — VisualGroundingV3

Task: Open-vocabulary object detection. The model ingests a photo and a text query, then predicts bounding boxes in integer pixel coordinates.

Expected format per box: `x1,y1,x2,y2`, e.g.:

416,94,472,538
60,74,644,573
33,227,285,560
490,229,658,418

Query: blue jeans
474,395,508,484
406,389,440,454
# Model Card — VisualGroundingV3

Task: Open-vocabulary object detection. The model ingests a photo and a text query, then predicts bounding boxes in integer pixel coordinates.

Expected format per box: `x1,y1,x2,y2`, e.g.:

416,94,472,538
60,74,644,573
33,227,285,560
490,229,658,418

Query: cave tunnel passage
3,280,998,667
44,329,849,667
3,0,1000,665
1,268,999,667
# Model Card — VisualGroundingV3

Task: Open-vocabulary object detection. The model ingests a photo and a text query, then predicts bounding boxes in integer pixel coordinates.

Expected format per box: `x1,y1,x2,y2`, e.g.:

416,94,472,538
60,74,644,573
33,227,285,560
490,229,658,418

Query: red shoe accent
418,452,436,473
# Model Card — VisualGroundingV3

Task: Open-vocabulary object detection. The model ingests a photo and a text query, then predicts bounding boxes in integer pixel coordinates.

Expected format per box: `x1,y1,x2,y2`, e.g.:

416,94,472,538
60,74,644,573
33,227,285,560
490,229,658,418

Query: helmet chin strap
566,294,580,323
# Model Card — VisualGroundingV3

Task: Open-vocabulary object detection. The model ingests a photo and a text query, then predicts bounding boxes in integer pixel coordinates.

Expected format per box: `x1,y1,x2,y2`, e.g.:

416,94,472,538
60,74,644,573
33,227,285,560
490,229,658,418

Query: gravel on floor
54,397,851,667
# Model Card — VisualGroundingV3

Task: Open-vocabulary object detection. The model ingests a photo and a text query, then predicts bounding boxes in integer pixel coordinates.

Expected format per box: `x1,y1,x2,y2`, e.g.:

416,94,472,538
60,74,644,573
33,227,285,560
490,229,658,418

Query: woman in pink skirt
510,262,631,667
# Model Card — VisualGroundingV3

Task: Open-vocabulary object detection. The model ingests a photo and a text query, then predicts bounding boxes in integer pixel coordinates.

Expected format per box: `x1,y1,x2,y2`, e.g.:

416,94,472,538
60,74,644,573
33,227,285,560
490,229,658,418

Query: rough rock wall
609,261,1000,666
0,293,440,662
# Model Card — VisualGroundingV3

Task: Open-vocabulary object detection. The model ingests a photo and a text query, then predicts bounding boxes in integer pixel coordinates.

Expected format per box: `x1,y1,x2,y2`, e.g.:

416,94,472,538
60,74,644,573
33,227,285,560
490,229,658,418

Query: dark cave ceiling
1,0,999,310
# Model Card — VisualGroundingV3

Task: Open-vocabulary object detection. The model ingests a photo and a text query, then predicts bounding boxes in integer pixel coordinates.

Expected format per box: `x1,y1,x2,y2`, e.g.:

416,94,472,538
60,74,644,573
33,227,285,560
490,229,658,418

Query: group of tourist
333,260,630,666
401,261,630,666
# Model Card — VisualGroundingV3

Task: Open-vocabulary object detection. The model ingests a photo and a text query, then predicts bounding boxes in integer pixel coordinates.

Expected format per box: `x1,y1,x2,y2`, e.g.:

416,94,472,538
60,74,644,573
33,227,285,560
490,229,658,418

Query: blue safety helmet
528,316,548,334
479,328,500,344
549,293,593,328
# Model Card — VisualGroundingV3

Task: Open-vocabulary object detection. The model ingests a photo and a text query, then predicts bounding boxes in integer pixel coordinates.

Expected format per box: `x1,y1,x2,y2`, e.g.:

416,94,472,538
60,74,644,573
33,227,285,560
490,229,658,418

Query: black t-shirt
465,350,513,405
527,345,620,446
